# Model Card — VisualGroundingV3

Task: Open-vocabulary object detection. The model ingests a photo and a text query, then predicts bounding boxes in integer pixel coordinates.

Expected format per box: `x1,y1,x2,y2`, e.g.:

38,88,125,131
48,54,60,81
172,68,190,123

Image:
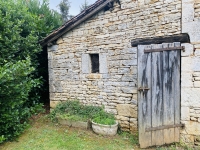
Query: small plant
92,110,116,125
0,135,6,144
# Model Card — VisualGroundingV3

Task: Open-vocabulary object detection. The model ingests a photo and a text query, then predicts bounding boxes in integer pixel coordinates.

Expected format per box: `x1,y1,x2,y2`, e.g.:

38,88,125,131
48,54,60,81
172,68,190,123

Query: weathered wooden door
138,43,182,148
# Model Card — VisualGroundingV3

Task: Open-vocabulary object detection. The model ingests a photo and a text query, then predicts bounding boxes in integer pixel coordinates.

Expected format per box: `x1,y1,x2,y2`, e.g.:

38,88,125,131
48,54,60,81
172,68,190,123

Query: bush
50,100,115,125
0,0,61,142
0,59,40,142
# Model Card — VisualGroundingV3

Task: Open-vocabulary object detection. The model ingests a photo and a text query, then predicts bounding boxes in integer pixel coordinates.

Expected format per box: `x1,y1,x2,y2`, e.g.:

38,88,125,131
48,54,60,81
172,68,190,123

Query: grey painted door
138,43,181,148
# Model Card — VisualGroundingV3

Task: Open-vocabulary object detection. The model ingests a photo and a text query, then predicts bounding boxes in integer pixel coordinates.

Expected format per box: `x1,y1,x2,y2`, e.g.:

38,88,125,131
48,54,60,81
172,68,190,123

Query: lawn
0,114,197,150
0,115,139,150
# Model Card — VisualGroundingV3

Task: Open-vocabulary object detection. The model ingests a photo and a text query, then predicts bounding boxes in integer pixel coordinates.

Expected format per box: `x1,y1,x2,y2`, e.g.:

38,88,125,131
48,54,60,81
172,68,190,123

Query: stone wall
195,1,200,19
181,0,200,146
48,0,181,132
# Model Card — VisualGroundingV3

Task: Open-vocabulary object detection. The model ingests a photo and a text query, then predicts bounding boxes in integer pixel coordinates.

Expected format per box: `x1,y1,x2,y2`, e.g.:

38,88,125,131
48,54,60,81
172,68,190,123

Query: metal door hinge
146,123,185,132
144,46,185,53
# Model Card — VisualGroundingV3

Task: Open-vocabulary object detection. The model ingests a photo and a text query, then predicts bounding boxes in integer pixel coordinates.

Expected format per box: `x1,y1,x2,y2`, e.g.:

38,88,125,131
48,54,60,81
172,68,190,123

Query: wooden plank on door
151,44,164,146
163,43,175,144
173,42,181,142
138,45,152,148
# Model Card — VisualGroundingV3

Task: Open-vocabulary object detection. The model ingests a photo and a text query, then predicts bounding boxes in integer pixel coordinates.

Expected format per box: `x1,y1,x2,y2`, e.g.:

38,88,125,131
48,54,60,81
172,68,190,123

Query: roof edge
40,0,116,47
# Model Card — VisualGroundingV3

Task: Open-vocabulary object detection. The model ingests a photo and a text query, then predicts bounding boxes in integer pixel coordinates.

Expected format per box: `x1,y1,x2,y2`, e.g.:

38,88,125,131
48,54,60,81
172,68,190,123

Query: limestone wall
48,0,181,132
195,1,200,19
181,0,200,146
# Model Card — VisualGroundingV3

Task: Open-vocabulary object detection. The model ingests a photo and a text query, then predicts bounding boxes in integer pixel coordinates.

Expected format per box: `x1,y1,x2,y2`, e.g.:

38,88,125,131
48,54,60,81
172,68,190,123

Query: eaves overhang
40,0,117,47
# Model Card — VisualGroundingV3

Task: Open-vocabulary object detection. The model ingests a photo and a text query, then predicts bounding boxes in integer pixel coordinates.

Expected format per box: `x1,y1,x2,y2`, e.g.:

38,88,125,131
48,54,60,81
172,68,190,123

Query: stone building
41,0,200,148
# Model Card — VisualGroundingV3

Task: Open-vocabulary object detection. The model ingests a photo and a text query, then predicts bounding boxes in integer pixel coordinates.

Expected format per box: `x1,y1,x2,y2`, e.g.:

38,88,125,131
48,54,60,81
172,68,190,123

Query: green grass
0,115,138,150
1,114,197,150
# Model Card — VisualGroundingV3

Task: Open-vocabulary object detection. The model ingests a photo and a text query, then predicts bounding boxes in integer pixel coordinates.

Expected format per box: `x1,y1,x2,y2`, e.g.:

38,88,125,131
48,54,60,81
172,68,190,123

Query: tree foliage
24,0,62,40
80,0,90,12
23,0,62,104
59,0,70,22
0,0,62,143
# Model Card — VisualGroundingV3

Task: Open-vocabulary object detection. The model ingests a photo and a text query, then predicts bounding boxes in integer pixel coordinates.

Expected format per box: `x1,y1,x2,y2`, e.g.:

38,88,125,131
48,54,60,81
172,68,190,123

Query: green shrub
0,0,61,143
0,59,41,142
50,100,102,121
50,100,116,125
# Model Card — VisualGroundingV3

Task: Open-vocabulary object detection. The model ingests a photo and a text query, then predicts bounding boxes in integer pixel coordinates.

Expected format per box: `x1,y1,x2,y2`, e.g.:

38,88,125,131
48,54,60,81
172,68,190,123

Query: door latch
138,87,150,91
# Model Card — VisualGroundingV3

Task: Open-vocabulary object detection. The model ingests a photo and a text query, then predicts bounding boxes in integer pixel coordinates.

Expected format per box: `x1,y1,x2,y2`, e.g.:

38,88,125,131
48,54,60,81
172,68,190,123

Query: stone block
190,108,195,113
182,3,195,23
132,93,138,98
193,72,200,77
118,23,127,30
181,73,194,88
181,88,200,107
191,117,198,121
194,77,200,81
86,74,102,79
181,121,200,135
182,21,200,43
195,108,200,114
116,115,129,121
105,108,117,115
50,101,60,108
121,75,135,82
120,122,130,129
116,104,137,118
181,57,193,72
181,107,190,121
54,81,63,93
48,45,58,51
180,134,194,143
48,52,53,60
130,118,137,123
121,59,137,66
56,38,64,44
49,84,55,93
194,81,200,87
181,43,194,57
193,56,200,71
195,49,200,56
121,87,135,94
130,123,137,132
131,99,137,105
123,47,137,54
82,54,90,74
99,53,108,73
118,68,130,74
195,135,200,142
